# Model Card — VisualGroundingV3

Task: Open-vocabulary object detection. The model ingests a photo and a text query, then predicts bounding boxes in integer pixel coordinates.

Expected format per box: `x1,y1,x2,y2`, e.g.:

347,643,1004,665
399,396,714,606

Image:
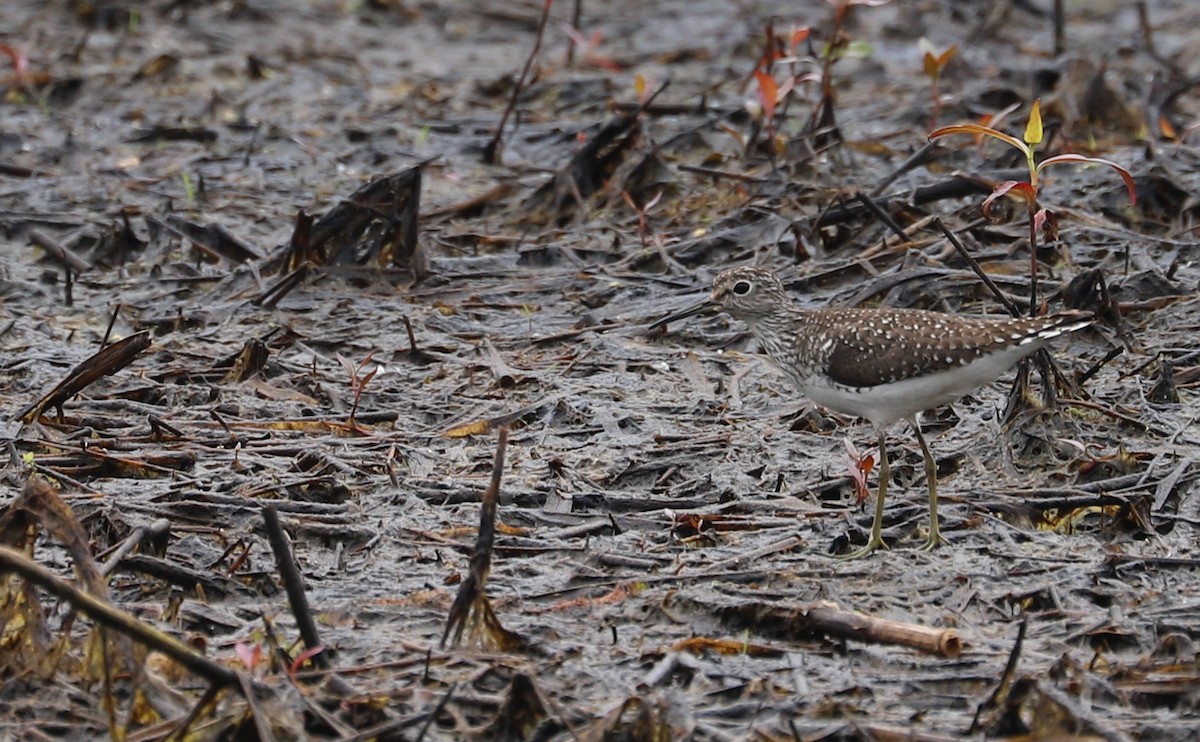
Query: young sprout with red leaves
918,39,956,129
929,100,1136,313
749,22,811,154
336,351,379,432
622,189,664,250
560,22,623,73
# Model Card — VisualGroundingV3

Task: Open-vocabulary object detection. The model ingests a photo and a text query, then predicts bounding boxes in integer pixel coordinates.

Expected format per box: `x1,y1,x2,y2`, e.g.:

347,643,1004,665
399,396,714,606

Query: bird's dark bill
648,298,715,330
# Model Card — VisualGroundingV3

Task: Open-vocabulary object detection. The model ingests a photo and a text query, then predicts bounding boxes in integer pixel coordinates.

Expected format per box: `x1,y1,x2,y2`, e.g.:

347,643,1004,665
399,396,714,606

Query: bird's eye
732,280,752,296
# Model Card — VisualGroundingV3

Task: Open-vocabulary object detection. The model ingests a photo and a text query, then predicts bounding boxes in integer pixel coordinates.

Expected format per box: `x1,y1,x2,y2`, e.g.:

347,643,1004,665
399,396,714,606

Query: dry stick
935,220,1080,411
238,673,276,742
262,504,330,670
441,426,509,647
100,303,121,348
869,141,940,197
1077,345,1124,385
482,0,553,164
0,545,243,689
29,228,91,272
854,191,910,244
856,724,963,742
565,0,583,65
253,261,311,308
676,164,768,184
932,217,1022,318
806,605,962,658
162,684,222,742
705,535,802,573
1053,0,1066,56
98,525,147,577
414,683,459,742
937,216,1071,412
1136,1,1176,72
970,616,1027,733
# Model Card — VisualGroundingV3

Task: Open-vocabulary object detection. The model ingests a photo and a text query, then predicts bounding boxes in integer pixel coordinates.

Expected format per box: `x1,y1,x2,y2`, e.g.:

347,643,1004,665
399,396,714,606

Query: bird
648,266,1093,558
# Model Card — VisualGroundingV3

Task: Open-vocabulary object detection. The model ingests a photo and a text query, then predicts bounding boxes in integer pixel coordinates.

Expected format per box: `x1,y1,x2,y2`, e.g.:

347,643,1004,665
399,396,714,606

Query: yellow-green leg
912,418,944,551
839,430,890,560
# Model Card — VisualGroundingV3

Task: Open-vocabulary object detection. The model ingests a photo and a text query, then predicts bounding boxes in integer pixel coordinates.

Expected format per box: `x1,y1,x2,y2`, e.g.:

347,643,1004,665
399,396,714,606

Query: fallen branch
805,604,962,658
16,330,152,423
670,594,962,658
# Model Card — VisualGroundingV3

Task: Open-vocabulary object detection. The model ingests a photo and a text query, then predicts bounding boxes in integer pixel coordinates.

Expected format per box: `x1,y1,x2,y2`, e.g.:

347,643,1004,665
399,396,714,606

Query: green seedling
181,170,196,205
929,100,1136,311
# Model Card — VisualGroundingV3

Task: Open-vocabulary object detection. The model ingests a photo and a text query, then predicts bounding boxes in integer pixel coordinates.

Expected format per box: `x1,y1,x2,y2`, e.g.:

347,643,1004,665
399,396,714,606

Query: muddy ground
2,0,1200,739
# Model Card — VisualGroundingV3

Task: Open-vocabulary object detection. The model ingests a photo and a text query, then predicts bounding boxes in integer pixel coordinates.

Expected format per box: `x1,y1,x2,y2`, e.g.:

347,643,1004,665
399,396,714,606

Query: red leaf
234,642,262,671
1035,209,1059,241
289,645,326,678
789,27,811,52
753,70,778,123
981,180,1036,218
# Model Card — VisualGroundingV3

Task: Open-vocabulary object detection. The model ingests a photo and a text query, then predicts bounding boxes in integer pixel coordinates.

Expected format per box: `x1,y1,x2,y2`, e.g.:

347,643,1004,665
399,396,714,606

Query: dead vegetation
2,0,1200,739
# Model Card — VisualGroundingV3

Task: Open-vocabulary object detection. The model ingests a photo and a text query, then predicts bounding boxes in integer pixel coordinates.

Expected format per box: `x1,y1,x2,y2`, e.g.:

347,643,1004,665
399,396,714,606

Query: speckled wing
822,309,1091,389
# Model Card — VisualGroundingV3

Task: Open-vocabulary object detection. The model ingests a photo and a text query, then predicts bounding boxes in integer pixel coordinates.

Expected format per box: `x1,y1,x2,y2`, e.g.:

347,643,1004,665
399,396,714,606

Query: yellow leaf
1024,99,1043,146
444,419,491,438
923,52,937,78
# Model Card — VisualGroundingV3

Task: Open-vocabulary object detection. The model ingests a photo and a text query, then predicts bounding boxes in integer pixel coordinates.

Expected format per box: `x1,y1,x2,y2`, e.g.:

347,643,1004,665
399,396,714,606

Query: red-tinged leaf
1159,115,1177,140
1035,209,1059,241
775,75,797,103
289,645,326,678
937,44,957,67
1024,99,1044,145
981,101,1022,136
644,190,664,211
1036,154,1138,205
982,180,1036,218
0,44,28,79
1033,208,1047,235
754,70,778,122
559,22,587,49
859,455,874,477
923,51,938,78
234,642,262,671
789,27,811,52
929,123,1030,156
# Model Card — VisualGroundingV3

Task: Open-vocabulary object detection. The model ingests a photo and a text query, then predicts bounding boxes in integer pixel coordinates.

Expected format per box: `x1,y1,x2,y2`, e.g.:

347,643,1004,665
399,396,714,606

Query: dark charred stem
263,504,331,670
933,218,1023,318
483,0,553,165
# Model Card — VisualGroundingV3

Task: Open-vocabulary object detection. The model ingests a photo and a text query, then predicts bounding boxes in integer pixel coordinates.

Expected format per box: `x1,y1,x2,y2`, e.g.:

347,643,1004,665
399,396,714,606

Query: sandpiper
649,266,1092,558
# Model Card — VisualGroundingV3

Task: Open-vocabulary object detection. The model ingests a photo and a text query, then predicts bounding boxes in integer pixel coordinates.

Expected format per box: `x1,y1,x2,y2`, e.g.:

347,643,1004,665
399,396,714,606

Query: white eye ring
732,280,752,295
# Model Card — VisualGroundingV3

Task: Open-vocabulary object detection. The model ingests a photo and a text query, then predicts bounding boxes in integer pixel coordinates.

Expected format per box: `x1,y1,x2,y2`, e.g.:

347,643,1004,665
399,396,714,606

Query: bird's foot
915,530,945,552
838,534,889,560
